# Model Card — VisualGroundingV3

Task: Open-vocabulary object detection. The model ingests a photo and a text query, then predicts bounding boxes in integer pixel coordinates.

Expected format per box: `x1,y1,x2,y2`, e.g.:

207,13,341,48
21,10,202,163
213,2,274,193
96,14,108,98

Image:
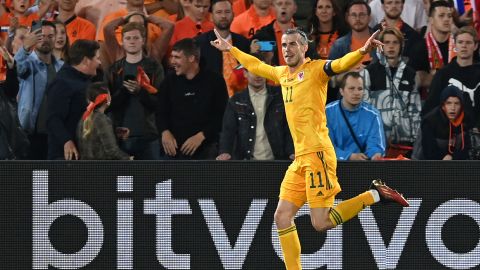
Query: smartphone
124,74,136,82
31,20,42,32
257,41,276,52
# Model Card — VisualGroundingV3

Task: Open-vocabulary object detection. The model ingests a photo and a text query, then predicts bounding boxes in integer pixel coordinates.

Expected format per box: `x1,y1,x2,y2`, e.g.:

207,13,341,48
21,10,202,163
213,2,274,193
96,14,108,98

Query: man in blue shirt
326,72,386,160
15,20,64,159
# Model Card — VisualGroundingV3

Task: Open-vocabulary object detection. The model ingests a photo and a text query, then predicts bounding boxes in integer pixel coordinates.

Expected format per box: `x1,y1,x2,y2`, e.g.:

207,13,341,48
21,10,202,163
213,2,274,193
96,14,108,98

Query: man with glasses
329,0,376,64
210,27,409,270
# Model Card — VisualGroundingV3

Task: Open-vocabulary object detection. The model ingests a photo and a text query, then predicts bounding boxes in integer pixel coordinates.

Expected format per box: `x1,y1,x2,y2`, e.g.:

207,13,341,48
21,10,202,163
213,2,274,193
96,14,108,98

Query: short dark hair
41,20,56,33
284,28,310,45
345,0,371,15
211,0,231,10
122,22,147,39
67,39,100,66
340,72,362,89
172,38,201,60
428,0,452,17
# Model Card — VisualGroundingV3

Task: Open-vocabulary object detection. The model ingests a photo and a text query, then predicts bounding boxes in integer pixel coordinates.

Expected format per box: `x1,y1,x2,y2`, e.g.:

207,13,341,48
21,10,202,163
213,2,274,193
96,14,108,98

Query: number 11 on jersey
284,86,293,103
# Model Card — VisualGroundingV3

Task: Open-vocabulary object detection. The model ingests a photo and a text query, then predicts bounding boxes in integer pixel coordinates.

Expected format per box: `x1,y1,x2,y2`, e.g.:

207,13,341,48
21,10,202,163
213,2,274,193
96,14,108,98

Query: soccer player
210,28,410,270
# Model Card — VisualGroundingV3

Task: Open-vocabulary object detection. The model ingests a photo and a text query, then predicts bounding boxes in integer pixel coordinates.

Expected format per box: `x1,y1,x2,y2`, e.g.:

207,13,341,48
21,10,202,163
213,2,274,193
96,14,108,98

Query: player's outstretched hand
210,28,232,51
360,30,384,55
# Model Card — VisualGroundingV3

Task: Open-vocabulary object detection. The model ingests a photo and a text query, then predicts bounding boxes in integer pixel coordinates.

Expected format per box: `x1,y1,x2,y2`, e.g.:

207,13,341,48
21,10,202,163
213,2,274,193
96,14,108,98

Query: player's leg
309,150,409,230
307,150,376,230
276,163,307,270
274,199,301,270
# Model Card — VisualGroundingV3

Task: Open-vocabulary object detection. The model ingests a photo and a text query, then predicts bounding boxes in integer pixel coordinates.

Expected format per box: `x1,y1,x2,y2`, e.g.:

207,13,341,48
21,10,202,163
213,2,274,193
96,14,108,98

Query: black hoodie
421,85,471,160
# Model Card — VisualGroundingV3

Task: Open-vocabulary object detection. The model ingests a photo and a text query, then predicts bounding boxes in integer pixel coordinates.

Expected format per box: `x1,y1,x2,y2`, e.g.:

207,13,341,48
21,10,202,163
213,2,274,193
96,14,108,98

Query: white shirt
249,87,274,160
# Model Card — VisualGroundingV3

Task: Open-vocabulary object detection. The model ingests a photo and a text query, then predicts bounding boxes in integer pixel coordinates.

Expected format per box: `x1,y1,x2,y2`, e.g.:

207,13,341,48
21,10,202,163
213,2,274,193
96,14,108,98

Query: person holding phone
105,22,164,160
15,20,63,160
251,0,317,66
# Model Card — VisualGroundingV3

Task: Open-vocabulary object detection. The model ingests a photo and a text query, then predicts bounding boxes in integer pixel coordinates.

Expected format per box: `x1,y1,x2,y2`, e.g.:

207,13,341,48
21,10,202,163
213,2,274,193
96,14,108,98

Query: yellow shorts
279,149,342,208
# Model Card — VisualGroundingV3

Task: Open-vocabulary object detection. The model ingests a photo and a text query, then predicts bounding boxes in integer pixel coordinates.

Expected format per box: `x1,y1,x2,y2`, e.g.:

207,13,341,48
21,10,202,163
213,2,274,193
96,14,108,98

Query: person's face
455,33,478,60
85,50,101,76
12,27,28,54
245,70,266,90
281,33,307,67
346,4,370,32
315,0,335,24
54,24,66,50
122,29,145,54
58,0,78,12
273,0,296,24
191,0,210,22
212,1,233,30
36,25,55,54
340,76,364,107
382,33,401,59
430,6,453,34
253,0,272,10
442,96,462,120
12,0,29,13
383,0,403,20
170,50,194,76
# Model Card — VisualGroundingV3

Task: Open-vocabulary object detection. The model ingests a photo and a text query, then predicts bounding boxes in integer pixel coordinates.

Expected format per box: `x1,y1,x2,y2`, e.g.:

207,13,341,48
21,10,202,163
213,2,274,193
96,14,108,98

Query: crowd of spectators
0,0,479,161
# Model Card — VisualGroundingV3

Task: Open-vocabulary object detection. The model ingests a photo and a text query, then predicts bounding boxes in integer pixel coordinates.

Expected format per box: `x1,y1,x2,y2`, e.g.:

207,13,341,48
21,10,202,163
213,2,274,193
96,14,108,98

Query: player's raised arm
210,29,278,82
325,30,384,76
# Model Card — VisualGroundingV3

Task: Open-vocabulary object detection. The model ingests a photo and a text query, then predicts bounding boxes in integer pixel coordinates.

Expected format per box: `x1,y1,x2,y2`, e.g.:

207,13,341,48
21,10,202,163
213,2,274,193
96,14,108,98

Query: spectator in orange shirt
103,12,174,64
97,0,171,67
167,0,192,22
0,0,52,40
55,0,96,43
144,0,178,18
169,0,214,46
232,0,250,16
251,0,301,66
75,0,126,37
230,0,275,39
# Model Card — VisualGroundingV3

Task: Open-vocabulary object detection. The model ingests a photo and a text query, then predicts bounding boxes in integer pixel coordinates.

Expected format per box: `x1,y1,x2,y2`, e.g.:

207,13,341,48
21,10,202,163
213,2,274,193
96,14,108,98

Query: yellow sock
329,191,375,226
278,224,302,270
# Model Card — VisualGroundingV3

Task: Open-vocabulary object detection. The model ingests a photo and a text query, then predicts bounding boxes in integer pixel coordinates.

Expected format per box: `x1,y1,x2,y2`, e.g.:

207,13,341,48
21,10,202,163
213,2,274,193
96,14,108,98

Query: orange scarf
82,93,108,120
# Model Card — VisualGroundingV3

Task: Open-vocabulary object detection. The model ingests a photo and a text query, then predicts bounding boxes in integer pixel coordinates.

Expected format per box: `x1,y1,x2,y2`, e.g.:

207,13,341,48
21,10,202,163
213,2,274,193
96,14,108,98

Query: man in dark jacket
106,22,164,160
195,0,250,97
47,40,101,160
158,38,228,159
216,54,293,160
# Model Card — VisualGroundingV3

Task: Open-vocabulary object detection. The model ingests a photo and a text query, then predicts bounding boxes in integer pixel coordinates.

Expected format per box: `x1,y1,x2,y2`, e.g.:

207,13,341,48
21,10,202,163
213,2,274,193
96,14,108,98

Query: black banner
1,161,480,269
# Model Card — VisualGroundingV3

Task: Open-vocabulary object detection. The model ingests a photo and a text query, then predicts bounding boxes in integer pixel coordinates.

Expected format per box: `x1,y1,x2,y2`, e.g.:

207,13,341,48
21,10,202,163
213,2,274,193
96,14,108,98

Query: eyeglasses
348,13,368,19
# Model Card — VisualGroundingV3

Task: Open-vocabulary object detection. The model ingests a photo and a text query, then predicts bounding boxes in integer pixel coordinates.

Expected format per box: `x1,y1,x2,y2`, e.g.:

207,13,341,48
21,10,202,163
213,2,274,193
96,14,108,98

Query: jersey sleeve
230,47,279,83
325,50,365,76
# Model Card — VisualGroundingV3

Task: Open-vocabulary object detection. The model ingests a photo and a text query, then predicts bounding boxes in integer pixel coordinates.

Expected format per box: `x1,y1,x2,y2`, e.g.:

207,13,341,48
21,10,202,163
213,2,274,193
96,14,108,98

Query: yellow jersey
230,47,364,156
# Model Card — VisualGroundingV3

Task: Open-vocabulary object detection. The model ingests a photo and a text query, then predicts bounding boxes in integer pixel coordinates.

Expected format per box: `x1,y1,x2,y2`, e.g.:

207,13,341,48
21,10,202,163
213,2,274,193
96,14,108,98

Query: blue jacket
328,31,378,61
326,100,386,160
15,47,63,133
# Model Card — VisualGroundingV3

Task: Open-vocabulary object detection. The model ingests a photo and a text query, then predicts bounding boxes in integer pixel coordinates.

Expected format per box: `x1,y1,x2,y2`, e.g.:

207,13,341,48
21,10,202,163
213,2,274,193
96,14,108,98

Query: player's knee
311,217,334,232
274,208,293,227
